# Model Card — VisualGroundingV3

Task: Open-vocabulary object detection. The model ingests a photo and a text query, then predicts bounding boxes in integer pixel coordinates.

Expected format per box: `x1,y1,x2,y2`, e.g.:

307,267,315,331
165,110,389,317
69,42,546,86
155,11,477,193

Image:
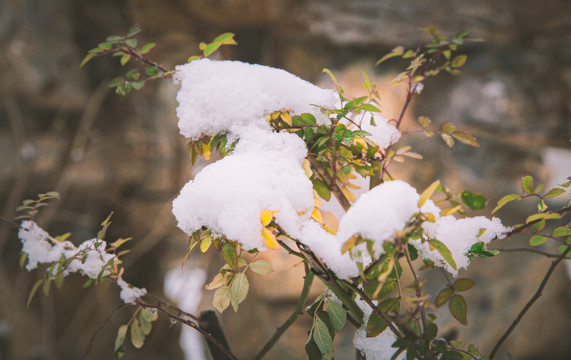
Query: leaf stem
488,245,571,359
252,265,314,360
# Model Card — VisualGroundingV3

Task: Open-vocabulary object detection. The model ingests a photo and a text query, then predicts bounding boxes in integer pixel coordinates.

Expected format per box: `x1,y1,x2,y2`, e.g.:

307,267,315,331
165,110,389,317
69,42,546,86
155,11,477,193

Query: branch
83,304,128,360
489,244,571,359
0,215,19,229
135,299,238,360
308,156,351,212
404,244,427,332
492,247,562,258
253,265,314,360
504,206,571,238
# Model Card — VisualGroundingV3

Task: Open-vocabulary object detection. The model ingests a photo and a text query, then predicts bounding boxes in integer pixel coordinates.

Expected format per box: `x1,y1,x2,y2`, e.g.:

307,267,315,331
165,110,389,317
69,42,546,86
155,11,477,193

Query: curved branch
489,245,571,359
492,247,562,258
253,265,314,360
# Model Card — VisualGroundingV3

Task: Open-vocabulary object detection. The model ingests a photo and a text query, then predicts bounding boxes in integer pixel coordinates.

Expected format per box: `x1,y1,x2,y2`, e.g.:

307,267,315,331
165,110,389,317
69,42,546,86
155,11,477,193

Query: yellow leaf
341,186,356,202
262,227,280,249
342,234,359,254
321,210,339,234
345,181,361,190
201,142,212,160
271,111,280,120
303,159,313,177
353,138,367,146
260,209,274,226
280,112,292,126
200,237,212,252
442,205,462,216
312,208,324,224
418,180,440,208
347,172,357,179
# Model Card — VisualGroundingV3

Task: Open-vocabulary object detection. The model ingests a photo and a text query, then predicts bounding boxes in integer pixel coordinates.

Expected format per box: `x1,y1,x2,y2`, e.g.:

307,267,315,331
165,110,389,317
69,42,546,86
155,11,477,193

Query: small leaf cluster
114,307,159,358
415,116,480,149
187,33,237,62
305,294,347,360
15,191,60,220
435,278,475,325
186,132,237,166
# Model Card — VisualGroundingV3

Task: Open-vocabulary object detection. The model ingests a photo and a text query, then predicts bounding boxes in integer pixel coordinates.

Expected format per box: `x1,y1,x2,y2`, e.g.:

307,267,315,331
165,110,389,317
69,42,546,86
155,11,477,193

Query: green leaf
522,175,534,194
451,55,467,68
424,322,438,340
553,227,571,237
526,212,561,223
213,286,231,313
435,287,454,307
139,312,152,336
132,81,144,90
301,113,317,126
305,336,322,360
365,298,398,337
249,260,273,275
544,188,566,198
80,53,95,68
145,66,159,77
453,278,475,292
313,315,334,359
124,38,137,48
27,279,44,308
376,46,404,65
441,122,457,134
120,54,131,66
492,194,521,214
203,42,221,57
430,239,457,270
361,103,381,112
212,32,237,45
107,35,123,42
452,131,480,147
222,243,238,269
114,324,128,358
529,235,548,247
43,277,51,297
126,69,141,80
187,55,202,63
140,42,156,54
313,178,331,201
126,24,142,37
325,300,346,332
419,180,440,208
449,295,468,325
460,190,487,211
130,318,145,349
230,273,249,311
140,307,159,322
442,351,463,360
557,245,571,258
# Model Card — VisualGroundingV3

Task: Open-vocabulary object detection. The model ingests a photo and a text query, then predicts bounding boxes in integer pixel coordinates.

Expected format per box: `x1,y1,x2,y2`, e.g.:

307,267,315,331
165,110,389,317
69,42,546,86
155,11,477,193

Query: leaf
126,24,142,37
440,133,454,148
139,312,152,336
260,209,274,226
325,300,346,332
366,313,388,338
222,243,238,269
544,188,566,198
430,239,457,270
114,324,128,358
280,112,292,126
460,190,487,211
435,287,454,307
453,278,475,292
313,179,331,201
526,212,561,223
230,273,249,311
376,46,404,65
212,32,237,45
305,336,322,360
205,273,230,290
361,103,381,112
492,194,521,214
449,295,468,325
558,245,571,258
313,315,334,359
441,122,457,134
451,55,467,68
553,227,571,237
187,55,202,63
419,180,440,208
140,42,156,54
529,235,548,247
130,318,145,349
301,113,316,126
27,279,44,308
452,131,480,147
200,237,211,253
262,227,280,249
418,116,431,128
124,38,137,48
522,175,534,194
140,307,159,322
120,54,131,66
249,260,273,275
213,286,231,313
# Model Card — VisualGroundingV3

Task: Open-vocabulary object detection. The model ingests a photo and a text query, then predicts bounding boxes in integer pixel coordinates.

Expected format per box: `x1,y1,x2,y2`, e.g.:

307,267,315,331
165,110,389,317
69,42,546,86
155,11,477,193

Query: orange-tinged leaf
260,209,274,226
321,210,339,234
280,112,292,126
262,227,280,249
201,142,212,160
341,234,358,253
345,181,361,190
419,180,440,208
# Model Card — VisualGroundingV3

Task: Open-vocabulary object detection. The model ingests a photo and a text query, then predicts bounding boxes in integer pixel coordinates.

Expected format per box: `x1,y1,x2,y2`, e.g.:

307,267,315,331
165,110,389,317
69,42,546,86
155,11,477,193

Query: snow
357,112,401,149
174,59,338,140
19,220,68,271
353,300,405,360
117,276,147,304
420,215,510,276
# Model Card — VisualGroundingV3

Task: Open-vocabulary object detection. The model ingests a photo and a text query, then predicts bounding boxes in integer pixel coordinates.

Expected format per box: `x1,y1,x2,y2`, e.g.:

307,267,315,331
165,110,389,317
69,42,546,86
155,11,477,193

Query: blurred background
0,0,570,359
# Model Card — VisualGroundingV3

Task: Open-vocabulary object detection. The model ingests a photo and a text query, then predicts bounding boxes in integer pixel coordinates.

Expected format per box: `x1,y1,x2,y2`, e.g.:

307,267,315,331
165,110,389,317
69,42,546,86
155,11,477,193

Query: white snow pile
174,58,338,140
172,59,510,280
18,220,146,304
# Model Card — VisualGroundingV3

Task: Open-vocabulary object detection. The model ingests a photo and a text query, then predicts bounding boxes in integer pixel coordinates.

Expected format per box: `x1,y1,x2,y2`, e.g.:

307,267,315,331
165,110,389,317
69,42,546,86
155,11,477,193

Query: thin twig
308,156,351,211
83,304,128,360
253,265,314,360
489,245,571,359
0,216,19,229
135,299,238,360
492,247,562,258
403,244,427,332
